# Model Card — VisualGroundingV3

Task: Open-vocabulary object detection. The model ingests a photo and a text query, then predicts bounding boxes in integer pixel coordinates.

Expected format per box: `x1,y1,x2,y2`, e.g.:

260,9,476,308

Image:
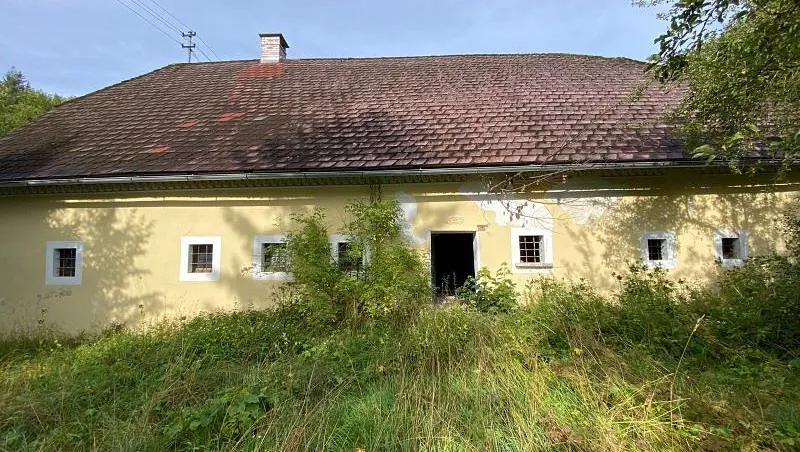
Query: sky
1,0,668,97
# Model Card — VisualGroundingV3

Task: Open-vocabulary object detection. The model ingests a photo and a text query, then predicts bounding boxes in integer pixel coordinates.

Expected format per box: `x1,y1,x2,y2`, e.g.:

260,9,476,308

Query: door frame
429,230,480,291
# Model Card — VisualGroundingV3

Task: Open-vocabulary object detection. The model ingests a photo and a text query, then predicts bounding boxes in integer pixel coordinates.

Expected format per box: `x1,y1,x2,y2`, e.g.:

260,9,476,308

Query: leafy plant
457,264,518,314
644,0,800,166
285,199,431,327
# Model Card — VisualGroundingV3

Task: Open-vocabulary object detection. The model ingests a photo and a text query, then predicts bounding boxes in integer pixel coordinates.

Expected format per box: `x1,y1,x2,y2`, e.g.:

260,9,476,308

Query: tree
0,68,67,137
644,0,800,169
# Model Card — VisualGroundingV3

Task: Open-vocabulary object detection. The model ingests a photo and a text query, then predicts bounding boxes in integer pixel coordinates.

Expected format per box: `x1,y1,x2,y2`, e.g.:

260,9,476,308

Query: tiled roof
0,54,686,182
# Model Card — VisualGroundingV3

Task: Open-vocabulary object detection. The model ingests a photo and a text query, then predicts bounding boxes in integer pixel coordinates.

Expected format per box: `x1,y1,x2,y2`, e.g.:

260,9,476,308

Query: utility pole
181,30,196,63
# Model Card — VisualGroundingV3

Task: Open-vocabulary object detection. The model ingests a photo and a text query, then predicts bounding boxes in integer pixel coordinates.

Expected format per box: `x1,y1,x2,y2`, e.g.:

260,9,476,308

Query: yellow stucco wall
0,172,797,334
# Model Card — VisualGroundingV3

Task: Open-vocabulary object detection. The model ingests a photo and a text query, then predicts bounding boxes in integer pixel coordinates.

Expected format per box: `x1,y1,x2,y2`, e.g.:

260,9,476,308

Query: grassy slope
1,297,798,451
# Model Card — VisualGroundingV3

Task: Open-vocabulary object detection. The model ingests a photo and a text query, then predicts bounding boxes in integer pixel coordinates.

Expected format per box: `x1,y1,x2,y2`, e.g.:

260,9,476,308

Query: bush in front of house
285,199,431,328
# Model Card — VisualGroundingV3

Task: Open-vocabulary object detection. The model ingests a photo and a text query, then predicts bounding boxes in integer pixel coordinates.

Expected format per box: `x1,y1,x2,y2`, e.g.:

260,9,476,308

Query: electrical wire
196,47,214,63
145,0,221,61
146,0,191,30
196,36,221,61
128,0,182,34
116,0,220,61
113,0,181,45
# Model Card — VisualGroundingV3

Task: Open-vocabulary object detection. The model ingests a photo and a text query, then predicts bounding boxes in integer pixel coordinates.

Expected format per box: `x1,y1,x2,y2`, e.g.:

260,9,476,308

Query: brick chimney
259,33,289,63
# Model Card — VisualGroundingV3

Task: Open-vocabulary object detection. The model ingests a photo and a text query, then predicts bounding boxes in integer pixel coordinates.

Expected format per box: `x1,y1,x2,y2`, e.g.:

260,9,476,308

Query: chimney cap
258,33,289,49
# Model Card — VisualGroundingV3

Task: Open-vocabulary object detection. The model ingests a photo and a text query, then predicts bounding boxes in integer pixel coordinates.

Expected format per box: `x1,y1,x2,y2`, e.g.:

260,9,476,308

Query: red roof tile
0,54,686,182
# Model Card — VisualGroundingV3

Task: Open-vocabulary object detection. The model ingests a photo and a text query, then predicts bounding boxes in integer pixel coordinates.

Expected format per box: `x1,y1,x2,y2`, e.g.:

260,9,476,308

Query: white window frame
511,227,553,273
45,240,83,285
640,231,676,269
179,236,221,282
252,235,291,281
714,229,748,267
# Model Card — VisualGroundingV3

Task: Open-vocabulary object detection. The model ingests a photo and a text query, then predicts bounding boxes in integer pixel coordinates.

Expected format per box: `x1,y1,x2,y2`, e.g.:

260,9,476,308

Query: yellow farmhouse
0,34,796,334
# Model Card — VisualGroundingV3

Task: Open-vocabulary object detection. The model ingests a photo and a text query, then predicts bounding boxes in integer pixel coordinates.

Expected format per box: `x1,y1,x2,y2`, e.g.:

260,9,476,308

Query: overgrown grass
2,267,799,451
2,201,799,450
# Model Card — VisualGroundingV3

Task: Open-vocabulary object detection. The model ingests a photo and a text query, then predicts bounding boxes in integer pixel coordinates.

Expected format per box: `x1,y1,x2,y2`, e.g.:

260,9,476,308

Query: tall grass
2,201,799,450
2,274,798,451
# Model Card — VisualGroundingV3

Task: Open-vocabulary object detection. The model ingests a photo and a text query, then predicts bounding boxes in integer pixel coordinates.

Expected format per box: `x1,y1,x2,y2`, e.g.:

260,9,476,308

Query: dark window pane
337,242,362,274
262,243,288,272
647,239,664,261
55,248,76,277
190,244,213,273
721,237,739,259
518,235,542,263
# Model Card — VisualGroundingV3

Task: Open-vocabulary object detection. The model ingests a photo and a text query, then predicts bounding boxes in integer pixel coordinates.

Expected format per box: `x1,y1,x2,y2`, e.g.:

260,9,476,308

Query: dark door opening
430,232,475,296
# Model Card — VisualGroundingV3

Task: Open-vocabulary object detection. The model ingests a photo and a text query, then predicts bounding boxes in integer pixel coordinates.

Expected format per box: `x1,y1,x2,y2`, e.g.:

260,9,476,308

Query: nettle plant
285,200,431,327
457,264,519,314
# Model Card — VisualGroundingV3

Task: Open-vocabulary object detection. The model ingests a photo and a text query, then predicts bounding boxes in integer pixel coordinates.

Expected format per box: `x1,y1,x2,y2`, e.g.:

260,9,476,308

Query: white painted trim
329,234,351,264
45,240,83,285
472,231,481,274
252,235,292,281
510,227,553,274
640,231,677,269
179,236,221,282
714,229,748,267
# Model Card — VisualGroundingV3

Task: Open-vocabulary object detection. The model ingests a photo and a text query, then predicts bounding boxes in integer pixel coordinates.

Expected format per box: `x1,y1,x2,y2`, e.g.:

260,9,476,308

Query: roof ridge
177,52,647,66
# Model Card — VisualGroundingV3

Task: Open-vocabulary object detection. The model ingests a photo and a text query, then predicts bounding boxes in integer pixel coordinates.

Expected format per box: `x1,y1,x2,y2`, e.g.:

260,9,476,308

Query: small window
640,232,676,269
715,230,747,267
55,248,77,277
262,243,288,272
252,235,291,281
511,228,553,272
331,235,365,276
518,235,543,263
180,236,221,282
189,244,214,273
45,241,83,285
647,238,665,261
721,238,739,260
337,242,363,274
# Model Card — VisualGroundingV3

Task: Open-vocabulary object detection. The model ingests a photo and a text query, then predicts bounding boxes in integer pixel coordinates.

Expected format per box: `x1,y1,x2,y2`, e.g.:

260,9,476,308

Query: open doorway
430,232,476,296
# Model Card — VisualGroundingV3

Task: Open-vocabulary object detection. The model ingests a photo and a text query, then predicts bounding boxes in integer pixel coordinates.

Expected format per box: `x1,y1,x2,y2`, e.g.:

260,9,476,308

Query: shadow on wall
561,188,793,288
13,206,164,334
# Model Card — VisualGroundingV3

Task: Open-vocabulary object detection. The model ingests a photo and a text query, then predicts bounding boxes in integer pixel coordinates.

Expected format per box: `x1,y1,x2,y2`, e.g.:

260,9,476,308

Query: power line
116,0,220,61
196,46,214,63
196,36,220,61
144,0,221,61
114,0,181,45
146,0,191,30
129,0,182,34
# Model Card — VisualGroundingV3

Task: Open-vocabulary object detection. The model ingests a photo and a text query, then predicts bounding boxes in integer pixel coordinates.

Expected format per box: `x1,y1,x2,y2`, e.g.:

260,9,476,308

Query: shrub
285,200,431,328
612,265,698,356
525,278,612,355
456,264,518,314
694,255,800,356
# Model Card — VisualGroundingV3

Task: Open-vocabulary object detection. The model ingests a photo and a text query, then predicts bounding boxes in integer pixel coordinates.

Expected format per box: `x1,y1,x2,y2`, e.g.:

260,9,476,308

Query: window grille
337,242,362,274
55,248,77,277
518,235,543,263
647,239,665,261
189,244,214,273
262,242,288,272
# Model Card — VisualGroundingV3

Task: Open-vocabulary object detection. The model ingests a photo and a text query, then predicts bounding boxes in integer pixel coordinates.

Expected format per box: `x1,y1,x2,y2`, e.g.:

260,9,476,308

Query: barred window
189,244,214,273
647,239,665,261
54,248,77,277
518,235,543,263
45,241,83,285
262,242,288,272
337,242,363,274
